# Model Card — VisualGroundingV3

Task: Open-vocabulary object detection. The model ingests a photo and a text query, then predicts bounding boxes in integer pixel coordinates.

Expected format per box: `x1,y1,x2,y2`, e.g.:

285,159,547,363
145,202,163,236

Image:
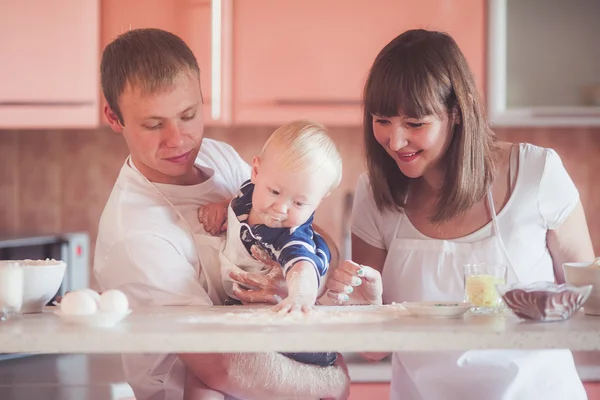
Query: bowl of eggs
54,289,131,327
564,257,600,316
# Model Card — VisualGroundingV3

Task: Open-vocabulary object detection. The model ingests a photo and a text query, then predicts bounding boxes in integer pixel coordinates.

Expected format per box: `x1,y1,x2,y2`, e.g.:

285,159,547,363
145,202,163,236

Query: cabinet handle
274,99,361,106
211,0,222,120
211,0,233,124
0,101,94,107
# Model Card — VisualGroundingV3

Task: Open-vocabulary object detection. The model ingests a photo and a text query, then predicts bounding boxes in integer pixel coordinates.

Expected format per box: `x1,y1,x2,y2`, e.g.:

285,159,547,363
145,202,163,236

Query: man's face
105,72,205,185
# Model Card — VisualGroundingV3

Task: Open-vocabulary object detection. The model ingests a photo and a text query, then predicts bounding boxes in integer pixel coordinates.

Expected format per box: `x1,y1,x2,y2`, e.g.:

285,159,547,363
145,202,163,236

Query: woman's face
371,111,456,179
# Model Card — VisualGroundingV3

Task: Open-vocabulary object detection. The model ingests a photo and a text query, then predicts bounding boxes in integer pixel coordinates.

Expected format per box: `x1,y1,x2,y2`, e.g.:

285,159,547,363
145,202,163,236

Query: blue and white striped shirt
231,180,330,286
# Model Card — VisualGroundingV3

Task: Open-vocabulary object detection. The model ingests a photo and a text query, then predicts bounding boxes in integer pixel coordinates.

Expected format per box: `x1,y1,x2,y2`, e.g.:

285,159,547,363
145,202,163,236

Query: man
94,28,349,400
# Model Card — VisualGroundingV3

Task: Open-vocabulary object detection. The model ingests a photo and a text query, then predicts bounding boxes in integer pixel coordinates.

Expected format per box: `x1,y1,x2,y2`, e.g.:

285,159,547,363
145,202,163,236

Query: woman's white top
351,143,586,400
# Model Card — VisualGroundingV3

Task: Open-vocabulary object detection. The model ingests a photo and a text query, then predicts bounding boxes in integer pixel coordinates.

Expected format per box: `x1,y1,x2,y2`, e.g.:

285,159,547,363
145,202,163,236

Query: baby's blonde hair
260,120,342,191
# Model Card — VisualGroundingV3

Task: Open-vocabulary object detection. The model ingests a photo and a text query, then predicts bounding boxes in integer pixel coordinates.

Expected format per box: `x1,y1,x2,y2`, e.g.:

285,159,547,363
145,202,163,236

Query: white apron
153,196,245,400
134,165,242,400
220,205,272,299
383,190,586,400
153,187,228,306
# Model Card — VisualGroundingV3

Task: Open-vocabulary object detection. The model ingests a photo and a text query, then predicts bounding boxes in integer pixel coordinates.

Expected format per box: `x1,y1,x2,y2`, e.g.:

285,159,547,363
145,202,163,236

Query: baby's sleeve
277,225,330,288
351,173,386,249
538,149,580,230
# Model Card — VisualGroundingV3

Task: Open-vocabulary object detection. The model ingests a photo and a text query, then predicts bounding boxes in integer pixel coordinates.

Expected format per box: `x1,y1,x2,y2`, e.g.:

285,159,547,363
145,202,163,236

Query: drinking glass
463,263,507,314
0,261,24,321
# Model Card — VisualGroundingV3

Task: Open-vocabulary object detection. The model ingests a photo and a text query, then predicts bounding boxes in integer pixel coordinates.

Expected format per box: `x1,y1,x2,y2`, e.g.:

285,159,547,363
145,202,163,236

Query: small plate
53,310,132,328
402,301,472,318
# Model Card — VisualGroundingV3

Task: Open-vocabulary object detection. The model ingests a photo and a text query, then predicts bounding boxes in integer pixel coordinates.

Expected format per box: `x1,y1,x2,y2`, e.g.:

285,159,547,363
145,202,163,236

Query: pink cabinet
232,0,486,126
99,0,485,127
0,0,100,129
101,0,225,126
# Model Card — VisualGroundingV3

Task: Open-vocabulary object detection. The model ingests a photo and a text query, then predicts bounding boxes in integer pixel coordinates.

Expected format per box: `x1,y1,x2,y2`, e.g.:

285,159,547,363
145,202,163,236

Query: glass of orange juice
463,263,507,314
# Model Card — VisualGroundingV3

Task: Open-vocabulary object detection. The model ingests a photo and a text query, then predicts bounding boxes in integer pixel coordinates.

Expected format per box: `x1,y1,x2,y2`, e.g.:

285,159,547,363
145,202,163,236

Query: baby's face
251,156,333,228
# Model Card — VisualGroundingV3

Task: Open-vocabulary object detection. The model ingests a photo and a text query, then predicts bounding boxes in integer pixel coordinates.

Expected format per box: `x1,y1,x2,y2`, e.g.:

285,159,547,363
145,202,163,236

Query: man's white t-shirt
94,139,249,400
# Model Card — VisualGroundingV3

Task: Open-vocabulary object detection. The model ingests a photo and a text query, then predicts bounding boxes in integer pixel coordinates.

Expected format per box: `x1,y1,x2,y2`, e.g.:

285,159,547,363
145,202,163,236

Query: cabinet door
101,0,223,125
0,0,99,128
233,0,485,126
488,0,600,126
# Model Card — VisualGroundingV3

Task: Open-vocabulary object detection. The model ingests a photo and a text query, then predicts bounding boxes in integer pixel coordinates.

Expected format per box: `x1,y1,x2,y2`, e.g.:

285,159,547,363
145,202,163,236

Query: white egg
60,291,98,316
98,290,129,314
77,289,101,304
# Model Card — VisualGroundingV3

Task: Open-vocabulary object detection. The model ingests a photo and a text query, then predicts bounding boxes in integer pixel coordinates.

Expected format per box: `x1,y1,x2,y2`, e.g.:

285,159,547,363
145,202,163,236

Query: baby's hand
272,294,315,314
197,200,229,236
272,262,319,314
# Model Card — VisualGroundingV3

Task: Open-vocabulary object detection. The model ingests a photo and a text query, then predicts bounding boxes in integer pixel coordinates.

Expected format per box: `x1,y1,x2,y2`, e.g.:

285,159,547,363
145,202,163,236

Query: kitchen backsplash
1,125,599,286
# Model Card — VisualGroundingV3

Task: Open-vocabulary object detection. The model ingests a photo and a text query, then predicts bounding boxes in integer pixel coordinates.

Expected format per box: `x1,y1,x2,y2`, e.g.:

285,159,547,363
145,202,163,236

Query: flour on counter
181,304,407,325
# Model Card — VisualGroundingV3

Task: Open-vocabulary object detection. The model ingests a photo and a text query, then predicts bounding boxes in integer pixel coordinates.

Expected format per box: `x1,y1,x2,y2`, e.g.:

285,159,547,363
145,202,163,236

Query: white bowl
53,309,132,328
0,259,67,314
21,259,66,313
564,262,600,316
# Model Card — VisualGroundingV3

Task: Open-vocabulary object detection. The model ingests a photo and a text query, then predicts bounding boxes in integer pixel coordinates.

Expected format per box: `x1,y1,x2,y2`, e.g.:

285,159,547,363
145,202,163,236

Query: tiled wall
1,126,599,283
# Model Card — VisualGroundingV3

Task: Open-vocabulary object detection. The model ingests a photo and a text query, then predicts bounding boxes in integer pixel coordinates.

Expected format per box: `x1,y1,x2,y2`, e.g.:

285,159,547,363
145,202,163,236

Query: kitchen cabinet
232,0,486,126
488,0,600,126
101,0,229,126
0,0,100,129
100,0,484,127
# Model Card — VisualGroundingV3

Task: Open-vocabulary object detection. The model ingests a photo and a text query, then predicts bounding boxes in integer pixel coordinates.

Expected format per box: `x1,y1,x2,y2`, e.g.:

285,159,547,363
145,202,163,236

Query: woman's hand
325,260,383,305
198,200,230,236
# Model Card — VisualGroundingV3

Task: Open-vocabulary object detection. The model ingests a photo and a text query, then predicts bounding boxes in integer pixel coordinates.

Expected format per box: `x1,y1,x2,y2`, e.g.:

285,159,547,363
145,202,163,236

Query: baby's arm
273,261,320,313
184,369,225,400
272,226,331,313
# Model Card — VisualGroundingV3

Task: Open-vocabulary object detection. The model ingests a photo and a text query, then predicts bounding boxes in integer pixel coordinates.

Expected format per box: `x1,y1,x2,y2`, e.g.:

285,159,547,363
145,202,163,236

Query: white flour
181,304,407,325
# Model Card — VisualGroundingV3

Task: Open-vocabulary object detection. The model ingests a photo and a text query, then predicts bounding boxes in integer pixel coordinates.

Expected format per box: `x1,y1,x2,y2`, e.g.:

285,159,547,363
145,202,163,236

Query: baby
201,119,342,312
189,120,343,399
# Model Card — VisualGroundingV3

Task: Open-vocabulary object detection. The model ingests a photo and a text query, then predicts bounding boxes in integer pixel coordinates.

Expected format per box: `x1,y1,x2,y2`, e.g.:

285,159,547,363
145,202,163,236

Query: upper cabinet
232,0,486,126
488,0,600,126
8,0,482,129
101,0,227,126
0,1,100,129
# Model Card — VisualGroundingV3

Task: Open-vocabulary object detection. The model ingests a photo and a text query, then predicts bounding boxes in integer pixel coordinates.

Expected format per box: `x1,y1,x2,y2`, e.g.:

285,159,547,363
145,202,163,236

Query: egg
77,289,101,304
60,291,98,316
98,290,129,314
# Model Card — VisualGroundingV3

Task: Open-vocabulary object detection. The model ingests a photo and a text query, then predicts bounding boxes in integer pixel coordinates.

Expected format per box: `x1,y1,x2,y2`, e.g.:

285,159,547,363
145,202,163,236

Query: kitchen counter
0,305,599,354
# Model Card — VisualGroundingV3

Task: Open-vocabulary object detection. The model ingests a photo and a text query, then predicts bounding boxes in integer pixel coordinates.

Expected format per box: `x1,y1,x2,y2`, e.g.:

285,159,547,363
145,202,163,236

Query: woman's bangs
365,56,443,119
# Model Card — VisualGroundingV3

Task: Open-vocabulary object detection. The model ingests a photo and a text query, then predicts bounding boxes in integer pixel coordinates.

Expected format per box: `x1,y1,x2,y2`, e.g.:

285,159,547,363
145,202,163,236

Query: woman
326,29,595,400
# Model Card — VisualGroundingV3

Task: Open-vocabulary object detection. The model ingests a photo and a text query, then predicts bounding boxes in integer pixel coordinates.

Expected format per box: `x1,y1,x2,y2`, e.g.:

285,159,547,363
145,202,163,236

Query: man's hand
230,266,288,304
198,200,230,236
250,245,279,268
